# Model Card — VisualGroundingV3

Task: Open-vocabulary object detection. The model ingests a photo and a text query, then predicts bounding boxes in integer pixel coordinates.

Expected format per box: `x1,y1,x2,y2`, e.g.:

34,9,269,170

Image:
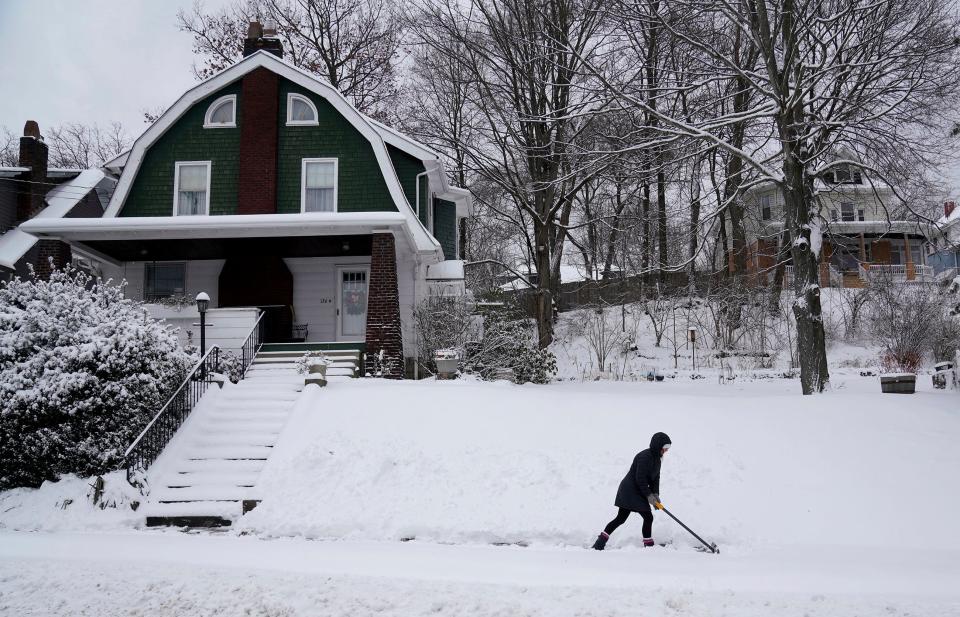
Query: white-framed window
144,262,187,302
840,202,855,222
287,93,319,126
760,194,772,221
203,95,236,128
173,161,211,216
301,158,338,212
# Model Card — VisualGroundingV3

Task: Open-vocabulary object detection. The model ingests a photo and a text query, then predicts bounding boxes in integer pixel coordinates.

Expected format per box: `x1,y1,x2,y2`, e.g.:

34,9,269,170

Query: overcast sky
0,0,230,138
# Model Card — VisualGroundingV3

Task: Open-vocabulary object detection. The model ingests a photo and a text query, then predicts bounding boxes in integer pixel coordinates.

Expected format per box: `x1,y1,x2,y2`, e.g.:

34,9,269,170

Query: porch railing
123,346,221,486
239,311,267,378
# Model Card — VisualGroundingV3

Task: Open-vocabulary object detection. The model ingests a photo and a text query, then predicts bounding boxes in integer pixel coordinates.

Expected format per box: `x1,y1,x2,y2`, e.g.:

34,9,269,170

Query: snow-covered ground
2,375,959,615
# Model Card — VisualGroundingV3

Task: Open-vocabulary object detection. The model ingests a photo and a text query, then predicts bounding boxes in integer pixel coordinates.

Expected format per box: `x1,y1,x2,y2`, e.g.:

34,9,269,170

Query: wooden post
904,233,914,280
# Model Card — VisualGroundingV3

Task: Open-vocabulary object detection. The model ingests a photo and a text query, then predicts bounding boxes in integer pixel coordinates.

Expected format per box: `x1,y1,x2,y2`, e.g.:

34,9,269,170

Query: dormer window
203,95,236,128
825,164,863,185
287,93,319,126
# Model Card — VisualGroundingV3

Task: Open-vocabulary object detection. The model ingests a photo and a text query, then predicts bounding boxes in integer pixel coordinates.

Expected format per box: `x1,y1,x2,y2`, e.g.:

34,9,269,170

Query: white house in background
17,26,472,378
737,157,935,288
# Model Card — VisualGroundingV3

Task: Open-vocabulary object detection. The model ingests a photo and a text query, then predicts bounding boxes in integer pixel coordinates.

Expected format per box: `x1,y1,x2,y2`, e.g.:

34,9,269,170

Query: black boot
592,532,609,550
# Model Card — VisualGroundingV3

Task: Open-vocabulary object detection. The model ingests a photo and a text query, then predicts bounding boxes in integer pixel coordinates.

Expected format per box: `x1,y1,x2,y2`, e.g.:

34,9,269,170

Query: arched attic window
287,93,319,126
203,95,237,128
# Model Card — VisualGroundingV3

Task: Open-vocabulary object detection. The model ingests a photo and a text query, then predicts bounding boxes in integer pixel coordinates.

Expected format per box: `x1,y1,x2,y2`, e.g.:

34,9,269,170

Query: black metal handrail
240,311,267,378
123,346,221,486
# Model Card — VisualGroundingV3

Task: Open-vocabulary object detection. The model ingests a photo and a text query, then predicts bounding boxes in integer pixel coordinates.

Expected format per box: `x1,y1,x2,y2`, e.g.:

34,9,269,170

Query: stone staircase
254,346,363,378
139,345,363,527
141,355,303,527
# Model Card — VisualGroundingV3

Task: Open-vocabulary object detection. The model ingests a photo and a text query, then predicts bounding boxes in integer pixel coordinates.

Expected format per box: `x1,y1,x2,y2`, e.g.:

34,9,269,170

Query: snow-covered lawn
2,375,959,615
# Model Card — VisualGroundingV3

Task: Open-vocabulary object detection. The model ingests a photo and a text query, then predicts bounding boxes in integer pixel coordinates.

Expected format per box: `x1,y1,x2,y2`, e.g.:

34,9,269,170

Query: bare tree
178,0,404,119
0,126,17,167
408,0,608,347
47,122,130,169
585,0,960,393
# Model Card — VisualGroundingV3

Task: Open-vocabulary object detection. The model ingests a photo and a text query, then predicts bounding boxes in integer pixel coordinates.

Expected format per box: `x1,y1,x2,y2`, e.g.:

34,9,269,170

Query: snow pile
236,376,960,554
0,471,142,532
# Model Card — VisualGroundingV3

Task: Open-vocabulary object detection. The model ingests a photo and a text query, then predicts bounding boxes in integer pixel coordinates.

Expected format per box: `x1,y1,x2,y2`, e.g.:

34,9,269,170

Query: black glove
647,493,661,508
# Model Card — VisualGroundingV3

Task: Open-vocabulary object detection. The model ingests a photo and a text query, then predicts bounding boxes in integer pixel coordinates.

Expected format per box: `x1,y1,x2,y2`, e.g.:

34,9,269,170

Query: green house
22,36,472,378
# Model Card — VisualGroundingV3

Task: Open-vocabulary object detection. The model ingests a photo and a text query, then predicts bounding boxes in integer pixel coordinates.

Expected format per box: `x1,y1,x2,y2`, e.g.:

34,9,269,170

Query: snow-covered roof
102,51,454,261
0,228,38,270
0,166,29,178
0,170,113,270
21,211,414,243
426,260,465,280
102,150,129,175
35,169,106,219
498,264,623,291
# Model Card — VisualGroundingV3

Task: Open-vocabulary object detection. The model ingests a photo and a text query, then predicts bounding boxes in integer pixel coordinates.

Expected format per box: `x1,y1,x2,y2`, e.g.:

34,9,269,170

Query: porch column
904,233,914,280
365,232,404,379
858,233,866,262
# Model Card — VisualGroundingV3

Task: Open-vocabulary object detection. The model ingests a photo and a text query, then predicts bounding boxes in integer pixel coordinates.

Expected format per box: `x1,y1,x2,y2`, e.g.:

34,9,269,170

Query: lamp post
196,292,210,358
688,326,697,371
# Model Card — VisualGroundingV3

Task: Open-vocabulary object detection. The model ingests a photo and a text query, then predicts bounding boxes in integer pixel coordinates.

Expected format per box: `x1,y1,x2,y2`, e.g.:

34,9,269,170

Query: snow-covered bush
296,350,330,374
869,278,938,374
413,296,476,374
0,267,192,490
465,311,557,384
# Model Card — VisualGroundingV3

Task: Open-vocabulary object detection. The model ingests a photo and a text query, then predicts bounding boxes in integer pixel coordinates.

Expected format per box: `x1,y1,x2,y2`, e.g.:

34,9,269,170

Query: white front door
337,268,369,340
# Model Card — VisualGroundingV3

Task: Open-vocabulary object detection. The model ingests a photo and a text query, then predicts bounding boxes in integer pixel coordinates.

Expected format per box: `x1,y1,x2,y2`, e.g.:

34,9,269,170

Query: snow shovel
654,502,719,554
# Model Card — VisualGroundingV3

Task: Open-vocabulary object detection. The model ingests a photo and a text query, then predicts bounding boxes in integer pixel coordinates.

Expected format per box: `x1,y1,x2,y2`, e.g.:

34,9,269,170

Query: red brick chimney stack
945,201,956,218
17,120,48,223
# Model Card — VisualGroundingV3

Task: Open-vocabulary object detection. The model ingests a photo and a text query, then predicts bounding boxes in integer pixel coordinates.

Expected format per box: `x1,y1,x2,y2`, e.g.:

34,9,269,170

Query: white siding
103,259,225,305
144,305,260,354
285,256,370,342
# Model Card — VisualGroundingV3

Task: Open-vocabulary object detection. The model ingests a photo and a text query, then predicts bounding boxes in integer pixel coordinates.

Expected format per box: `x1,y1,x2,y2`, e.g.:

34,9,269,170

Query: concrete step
256,350,360,360
184,445,273,459
168,459,267,474
189,433,279,447
194,419,286,433
153,485,260,503
156,471,261,488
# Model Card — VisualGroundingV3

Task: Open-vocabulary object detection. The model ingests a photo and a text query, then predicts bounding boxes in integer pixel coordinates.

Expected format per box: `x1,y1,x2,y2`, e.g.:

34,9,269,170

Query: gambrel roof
101,50,470,254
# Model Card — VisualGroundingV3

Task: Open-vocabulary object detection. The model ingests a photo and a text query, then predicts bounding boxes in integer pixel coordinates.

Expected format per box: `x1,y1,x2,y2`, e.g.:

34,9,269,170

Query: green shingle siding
120,82,243,217
119,73,438,221
433,197,457,260
277,79,395,213
387,144,426,220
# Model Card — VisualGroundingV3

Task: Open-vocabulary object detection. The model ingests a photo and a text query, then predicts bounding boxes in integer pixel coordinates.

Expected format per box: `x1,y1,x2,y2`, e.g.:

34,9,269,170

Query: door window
340,270,368,338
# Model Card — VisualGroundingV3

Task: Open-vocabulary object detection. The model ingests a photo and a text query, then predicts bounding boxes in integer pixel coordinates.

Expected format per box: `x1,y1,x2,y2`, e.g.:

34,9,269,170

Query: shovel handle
658,504,719,554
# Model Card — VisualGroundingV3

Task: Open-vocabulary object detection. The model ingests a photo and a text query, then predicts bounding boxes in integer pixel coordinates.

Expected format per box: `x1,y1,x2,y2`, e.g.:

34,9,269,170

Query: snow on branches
0,267,192,490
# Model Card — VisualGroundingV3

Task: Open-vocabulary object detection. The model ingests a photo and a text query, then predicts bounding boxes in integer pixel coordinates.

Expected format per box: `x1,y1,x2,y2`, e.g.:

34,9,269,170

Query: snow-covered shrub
869,278,939,374
413,296,476,375
296,350,330,374
0,267,192,490
465,311,557,384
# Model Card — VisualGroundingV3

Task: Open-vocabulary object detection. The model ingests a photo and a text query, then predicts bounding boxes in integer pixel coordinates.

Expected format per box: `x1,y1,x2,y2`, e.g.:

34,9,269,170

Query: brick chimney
243,20,283,58
945,201,956,218
17,120,48,223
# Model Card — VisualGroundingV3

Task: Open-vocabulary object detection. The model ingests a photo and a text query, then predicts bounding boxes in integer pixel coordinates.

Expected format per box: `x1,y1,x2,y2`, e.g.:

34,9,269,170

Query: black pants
604,506,653,538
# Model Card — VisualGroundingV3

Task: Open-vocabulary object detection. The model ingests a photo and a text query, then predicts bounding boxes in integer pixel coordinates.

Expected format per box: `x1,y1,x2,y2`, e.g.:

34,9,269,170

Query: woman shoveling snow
592,432,671,550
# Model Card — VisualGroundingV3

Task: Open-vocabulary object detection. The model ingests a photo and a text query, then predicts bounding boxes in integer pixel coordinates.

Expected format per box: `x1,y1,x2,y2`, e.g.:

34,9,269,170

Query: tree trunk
534,220,555,348
657,169,667,285
782,148,829,394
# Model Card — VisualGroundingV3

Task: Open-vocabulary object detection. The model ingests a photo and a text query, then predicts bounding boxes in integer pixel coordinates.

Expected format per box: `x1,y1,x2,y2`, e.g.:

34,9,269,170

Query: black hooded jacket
614,432,672,513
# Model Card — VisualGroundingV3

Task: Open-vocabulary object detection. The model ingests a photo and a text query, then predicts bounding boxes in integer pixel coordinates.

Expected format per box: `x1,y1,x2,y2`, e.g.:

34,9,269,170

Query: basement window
301,158,338,212
174,161,211,216
144,262,186,302
203,95,236,128
287,93,319,126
